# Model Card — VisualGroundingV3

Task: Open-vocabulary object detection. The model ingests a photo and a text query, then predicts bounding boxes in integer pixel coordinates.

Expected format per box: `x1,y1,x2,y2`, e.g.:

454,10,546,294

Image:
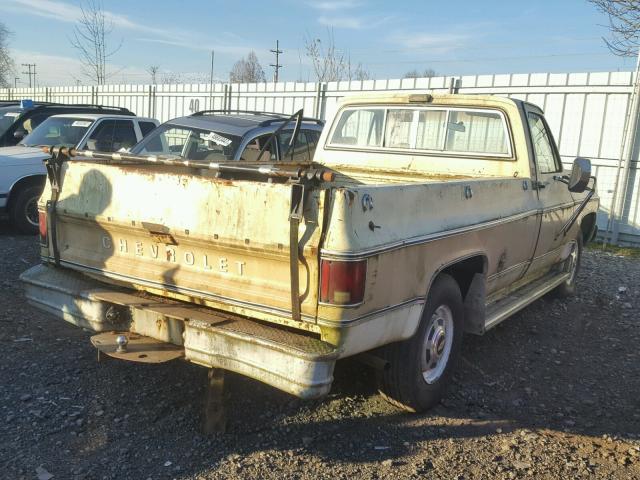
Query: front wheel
553,234,583,297
378,273,464,412
9,185,43,235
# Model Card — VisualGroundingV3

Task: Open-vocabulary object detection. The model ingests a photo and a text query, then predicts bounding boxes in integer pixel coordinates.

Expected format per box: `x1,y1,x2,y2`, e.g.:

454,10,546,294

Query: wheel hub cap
26,197,39,227
421,304,454,384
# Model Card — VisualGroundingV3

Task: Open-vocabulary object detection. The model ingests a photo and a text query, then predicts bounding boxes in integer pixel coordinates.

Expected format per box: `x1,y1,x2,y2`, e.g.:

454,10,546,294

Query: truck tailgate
43,162,326,323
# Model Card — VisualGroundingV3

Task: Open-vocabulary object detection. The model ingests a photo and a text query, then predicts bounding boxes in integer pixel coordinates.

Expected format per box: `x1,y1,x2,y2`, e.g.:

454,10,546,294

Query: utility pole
14,77,19,88
21,63,36,88
270,40,283,83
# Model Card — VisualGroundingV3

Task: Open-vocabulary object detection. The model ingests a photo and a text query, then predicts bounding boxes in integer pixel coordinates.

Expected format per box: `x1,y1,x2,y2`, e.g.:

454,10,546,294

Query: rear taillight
38,210,47,246
320,259,366,306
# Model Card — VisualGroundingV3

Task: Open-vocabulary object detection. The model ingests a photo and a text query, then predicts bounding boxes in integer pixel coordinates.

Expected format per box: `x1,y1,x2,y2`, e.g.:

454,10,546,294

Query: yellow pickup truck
21,94,598,414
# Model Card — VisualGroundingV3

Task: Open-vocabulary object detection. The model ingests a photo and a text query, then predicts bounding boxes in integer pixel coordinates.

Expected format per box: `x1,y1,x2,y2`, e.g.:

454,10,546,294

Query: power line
21,63,36,88
270,40,283,82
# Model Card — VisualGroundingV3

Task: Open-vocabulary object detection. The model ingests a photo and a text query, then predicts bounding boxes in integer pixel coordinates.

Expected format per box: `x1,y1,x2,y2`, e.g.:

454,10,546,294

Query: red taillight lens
38,210,47,245
320,259,366,305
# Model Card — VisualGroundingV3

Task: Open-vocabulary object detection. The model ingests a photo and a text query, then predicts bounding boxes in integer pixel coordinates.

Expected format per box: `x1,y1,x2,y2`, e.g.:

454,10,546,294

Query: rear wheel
10,185,42,234
378,273,464,412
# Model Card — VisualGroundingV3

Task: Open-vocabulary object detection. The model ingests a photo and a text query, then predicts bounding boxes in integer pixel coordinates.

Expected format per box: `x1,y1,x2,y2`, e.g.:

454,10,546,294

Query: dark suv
0,100,135,147
131,110,324,163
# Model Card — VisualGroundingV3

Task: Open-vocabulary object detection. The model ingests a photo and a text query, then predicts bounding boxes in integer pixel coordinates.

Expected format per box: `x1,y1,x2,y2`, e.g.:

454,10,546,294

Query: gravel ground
1,223,639,480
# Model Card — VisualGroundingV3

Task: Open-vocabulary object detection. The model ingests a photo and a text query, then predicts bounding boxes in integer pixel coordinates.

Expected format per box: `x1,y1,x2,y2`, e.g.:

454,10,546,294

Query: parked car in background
0,100,135,147
130,110,324,162
0,113,158,233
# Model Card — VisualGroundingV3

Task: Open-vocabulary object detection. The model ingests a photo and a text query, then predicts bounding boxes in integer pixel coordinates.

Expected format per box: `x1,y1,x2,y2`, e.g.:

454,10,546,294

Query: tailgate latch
289,183,305,322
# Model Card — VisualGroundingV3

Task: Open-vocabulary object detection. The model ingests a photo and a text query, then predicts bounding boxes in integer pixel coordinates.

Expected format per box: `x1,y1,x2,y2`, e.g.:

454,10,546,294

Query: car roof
168,112,323,137
48,113,157,122
0,101,134,114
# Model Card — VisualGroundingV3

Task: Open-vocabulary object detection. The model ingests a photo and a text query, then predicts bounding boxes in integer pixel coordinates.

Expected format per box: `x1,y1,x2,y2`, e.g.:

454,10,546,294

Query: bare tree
147,65,159,85
0,22,15,88
229,51,266,83
160,71,182,84
304,29,347,82
304,29,371,82
70,0,122,84
350,62,371,81
159,71,209,85
589,0,640,56
403,68,437,79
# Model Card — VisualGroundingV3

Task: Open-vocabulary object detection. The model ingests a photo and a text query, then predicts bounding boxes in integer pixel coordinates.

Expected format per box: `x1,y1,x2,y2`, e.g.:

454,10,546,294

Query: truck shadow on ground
40,256,635,476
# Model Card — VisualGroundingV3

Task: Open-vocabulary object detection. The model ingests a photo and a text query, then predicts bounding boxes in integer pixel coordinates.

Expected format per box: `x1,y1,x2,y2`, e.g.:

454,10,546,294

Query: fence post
318,82,327,120
611,71,640,245
222,84,228,112
147,85,152,118
313,82,321,118
448,77,461,94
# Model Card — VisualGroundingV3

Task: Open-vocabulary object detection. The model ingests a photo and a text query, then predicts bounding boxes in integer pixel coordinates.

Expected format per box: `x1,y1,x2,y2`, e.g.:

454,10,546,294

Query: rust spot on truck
497,251,507,272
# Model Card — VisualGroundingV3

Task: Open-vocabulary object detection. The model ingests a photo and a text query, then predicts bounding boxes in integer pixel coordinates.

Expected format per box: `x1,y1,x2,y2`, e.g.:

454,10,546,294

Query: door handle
533,180,549,190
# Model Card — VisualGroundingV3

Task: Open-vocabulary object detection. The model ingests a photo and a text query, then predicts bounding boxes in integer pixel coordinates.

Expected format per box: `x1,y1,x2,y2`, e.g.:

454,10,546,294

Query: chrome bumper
20,264,338,399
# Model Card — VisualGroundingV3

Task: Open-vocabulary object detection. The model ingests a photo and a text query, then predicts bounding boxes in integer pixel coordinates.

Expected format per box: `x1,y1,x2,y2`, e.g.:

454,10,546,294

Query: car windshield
0,106,23,138
21,117,94,147
131,123,242,162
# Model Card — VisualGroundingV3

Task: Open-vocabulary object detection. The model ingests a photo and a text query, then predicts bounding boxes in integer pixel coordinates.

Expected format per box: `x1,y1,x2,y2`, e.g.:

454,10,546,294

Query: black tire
9,185,43,234
378,273,464,412
553,233,583,297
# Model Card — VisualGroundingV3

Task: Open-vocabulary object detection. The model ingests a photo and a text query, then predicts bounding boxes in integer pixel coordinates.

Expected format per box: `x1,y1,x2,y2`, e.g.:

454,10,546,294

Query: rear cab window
328,106,512,157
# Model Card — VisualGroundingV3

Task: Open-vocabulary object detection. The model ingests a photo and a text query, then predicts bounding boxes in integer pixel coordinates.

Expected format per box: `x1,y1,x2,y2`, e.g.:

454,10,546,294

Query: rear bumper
21,264,338,399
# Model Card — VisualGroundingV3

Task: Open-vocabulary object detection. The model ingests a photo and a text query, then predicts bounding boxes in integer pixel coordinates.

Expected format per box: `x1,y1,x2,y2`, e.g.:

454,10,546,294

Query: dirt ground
1,224,639,480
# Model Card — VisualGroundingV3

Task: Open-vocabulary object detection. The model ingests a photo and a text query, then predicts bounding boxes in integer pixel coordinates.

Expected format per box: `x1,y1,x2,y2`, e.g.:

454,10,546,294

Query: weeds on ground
586,241,640,258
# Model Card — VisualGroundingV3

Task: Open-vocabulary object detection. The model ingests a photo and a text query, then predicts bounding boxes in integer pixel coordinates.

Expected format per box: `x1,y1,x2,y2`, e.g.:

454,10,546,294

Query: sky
0,0,637,86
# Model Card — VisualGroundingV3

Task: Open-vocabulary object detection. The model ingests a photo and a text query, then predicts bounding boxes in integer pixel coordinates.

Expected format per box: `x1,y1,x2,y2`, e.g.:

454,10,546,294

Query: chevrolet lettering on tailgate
102,236,246,276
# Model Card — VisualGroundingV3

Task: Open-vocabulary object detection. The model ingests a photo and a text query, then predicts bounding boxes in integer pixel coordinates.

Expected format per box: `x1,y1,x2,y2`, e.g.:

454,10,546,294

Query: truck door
525,106,576,275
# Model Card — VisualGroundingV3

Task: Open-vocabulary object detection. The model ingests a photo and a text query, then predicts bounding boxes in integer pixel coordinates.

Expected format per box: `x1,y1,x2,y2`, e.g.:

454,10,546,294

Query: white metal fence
2,72,639,244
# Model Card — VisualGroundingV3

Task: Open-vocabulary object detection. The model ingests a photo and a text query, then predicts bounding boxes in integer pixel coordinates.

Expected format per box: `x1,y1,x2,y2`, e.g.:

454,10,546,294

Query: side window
416,110,446,150
86,120,115,151
112,120,137,150
305,130,320,158
239,134,277,162
330,108,384,147
139,121,157,137
445,110,509,155
384,110,413,149
278,130,310,162
527,112,561,174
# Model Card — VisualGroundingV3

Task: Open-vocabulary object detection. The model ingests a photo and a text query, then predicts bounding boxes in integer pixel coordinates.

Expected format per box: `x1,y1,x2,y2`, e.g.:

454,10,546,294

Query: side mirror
13,128,27,141
568,157,591,193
